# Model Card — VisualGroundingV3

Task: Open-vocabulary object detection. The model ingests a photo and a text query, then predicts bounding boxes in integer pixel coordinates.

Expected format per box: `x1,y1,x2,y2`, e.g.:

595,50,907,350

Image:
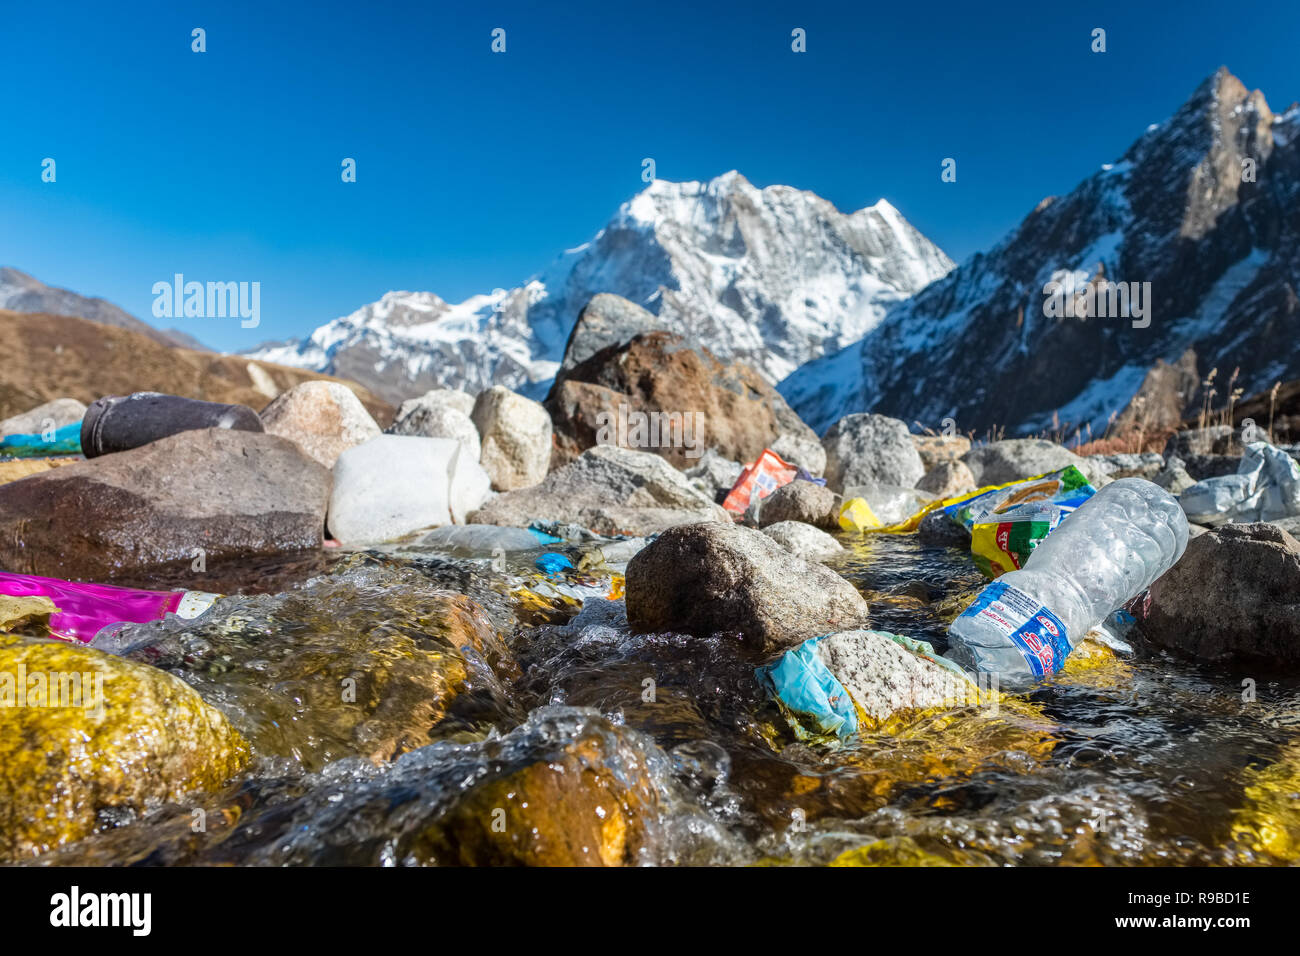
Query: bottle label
175,590,220,619
959,582,1071,677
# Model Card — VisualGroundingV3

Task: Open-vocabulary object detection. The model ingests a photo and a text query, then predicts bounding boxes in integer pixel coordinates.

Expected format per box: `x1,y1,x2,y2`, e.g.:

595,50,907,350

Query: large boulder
0,634,248,861
328,435,491,544
387,395,481,461
961,438,1087,486
469,444,731,537
561,293,661,371
471,386,552,491
761,520,844,561
758,479,838,529
0,397,86,436
259,380,382,468
1140,523,1300,667
625,521,870,655
821,413,925,493
0,429,331,579
546,331,823,473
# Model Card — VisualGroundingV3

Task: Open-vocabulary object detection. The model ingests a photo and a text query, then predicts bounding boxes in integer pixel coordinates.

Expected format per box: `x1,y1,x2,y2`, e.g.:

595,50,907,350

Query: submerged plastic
0,422,82,457
756,636,858,740
0,571,219,643
1179,441,1300,525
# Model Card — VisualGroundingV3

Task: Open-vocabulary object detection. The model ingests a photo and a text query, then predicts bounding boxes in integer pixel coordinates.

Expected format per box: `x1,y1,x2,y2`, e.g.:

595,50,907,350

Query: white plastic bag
1179,441,1300,526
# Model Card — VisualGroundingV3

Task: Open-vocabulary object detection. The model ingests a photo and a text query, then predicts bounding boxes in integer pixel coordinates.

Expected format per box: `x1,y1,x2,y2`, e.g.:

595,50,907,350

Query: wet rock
1141,522,1300,666
625,521,870,655
821,413,924,493
259,380,382,468
0,634,248,861
962,438,1087,486
814,630,978,731
470,444,731,536
471,385,552,491
917,507,972,548
916,460,977,499
561,293,661,370
685,448,743,502
328,435,491,544
761,520,844,561
201,707,703,866
758,479,837,529
0,397,86,436
122,563,516,770
912,433,971,471
547,331,821,473
0,429,331,579
387,399,481,461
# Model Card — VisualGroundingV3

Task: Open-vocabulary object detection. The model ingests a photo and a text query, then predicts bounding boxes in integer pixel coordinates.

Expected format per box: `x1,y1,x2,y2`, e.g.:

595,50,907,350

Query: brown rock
545,331,819,471
758,479,838,529
912,434,972,471
0,428,331,579
259,380,382,468
916,460,977,499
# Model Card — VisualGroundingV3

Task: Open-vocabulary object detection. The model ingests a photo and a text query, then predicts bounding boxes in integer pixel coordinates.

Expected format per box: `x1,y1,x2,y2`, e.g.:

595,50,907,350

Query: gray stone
758,479,837,529
916,460,976,499
814,630,978,729
625,521,870,655
0,429,331,579
821,413,925,493
962,438,1087,486
0,397,87,436
561,293,661,371
1163,425,1241,460
259,380,381,469
388,400,480,461
1154,455,1197,494
684,448,742,502
771,430,827,476
761,520,844,561
917,507,972,548
1085,452,1165,481
471,386,552,491
469,444,731,537
1141,522,1300,667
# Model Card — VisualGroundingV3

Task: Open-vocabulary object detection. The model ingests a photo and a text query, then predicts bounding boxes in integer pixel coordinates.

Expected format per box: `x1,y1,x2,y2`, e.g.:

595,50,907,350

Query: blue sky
3,0,1297,351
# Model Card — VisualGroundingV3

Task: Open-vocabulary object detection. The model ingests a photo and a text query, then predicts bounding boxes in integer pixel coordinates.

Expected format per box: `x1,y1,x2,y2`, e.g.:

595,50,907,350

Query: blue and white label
959,582,1071,677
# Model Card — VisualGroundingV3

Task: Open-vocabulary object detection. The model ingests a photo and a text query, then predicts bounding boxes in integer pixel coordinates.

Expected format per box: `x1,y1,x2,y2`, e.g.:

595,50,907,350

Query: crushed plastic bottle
945,478,1189,681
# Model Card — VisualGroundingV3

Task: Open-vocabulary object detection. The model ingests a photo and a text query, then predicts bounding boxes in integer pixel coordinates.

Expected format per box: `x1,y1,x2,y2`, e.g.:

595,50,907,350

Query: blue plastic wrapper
0,422,82,457
755,635,857,741
535,552,574,575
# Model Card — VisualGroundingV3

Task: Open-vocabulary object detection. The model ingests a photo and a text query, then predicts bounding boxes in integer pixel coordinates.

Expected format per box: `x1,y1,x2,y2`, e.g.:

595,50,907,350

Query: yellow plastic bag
838,497,882,532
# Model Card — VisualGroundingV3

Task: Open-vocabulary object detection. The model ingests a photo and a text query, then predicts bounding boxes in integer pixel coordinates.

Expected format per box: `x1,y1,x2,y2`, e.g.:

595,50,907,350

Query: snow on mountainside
246,171,954,404
781,68,1300,438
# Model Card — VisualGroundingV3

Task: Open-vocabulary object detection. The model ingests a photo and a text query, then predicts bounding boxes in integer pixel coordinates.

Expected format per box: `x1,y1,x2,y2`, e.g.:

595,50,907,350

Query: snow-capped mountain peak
245,171,954,404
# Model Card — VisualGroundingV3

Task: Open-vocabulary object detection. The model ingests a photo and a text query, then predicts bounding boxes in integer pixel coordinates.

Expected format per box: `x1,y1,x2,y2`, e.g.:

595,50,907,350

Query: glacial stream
27,532,1300,866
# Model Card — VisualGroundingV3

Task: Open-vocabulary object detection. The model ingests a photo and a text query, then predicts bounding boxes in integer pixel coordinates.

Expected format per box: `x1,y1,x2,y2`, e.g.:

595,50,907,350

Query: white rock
761,520,844,560
328,435,490,545
471,386,552,491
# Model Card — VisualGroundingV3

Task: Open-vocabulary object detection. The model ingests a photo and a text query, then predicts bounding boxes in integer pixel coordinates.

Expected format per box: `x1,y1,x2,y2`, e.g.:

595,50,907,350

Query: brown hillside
0,310,394,426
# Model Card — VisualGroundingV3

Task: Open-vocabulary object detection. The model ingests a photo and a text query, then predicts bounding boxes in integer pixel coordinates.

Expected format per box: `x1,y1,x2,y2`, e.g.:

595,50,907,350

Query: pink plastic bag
0,571,218,643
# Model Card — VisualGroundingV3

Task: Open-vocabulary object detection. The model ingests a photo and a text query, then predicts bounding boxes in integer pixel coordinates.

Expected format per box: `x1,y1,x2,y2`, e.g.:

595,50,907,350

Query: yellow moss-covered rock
1230,740,1300,862
409,730,659,866
0,635,248,861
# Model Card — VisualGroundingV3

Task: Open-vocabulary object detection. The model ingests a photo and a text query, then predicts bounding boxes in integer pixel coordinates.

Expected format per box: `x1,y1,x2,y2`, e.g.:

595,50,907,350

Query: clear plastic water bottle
945,478,1189,681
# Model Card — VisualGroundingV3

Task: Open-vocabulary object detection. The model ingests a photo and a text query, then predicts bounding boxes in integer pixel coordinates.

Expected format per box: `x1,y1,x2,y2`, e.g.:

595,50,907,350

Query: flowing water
24,532,1300,866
